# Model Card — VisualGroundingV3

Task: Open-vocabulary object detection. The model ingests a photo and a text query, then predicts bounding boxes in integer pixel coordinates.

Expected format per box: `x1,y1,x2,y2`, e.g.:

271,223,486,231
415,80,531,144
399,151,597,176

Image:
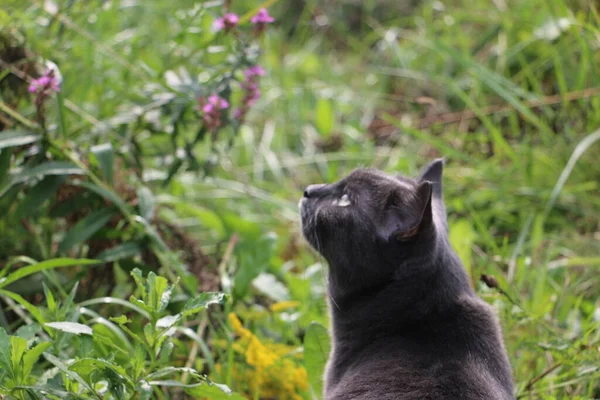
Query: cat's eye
338,194,351,207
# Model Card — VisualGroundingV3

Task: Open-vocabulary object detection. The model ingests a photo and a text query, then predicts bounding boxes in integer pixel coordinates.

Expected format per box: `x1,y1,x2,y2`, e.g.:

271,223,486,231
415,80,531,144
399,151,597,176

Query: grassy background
1,0,600,398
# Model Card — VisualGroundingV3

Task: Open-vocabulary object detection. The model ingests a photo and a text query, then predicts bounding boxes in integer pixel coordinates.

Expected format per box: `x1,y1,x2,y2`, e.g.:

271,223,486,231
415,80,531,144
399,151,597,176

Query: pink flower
250,8,275,25
244,65,265,80
29,70,61,94
251,8,274,35
201,94,229,131
213,13,239,32
235,65,265,122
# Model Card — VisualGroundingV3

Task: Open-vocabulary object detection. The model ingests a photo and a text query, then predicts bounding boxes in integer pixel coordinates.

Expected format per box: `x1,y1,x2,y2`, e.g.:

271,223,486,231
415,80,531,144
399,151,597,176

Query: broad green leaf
96,242,142,263
90,143,114,184
304,322,331,397
0,130,40,150
58,208,115,253
182,292,226,318
10,336,27,377
14,176,65,219
137,186,155,221
15,324,42,341
22,342,52,379
0,258,98,289
0,327,12,376
45,322,93,336
315,98,334,136
11,161,85,185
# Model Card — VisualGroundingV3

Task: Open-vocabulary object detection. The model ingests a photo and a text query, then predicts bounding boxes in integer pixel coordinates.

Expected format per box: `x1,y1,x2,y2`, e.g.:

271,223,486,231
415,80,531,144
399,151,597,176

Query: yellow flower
270,300,301,312
227,312,309,400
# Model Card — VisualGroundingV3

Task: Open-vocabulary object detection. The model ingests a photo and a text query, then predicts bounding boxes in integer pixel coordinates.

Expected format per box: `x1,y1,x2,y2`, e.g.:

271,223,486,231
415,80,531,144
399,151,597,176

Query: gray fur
300,159,514,400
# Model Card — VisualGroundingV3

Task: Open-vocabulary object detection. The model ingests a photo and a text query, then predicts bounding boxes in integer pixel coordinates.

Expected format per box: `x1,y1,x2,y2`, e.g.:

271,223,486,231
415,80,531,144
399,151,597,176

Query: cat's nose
304,184,327,198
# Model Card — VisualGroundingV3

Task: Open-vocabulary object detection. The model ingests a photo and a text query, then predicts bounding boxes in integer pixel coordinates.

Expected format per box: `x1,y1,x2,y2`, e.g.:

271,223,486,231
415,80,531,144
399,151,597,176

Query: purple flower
244,65,265,80
213,13,239,32
28,70,61,94
251,8,275,35
235,66,265,122
208,94,229,109
201,94,229,131
250,8,275,25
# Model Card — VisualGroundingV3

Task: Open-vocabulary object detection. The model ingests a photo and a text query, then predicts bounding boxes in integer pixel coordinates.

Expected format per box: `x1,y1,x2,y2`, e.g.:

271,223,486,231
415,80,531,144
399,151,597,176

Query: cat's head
299,159,446,292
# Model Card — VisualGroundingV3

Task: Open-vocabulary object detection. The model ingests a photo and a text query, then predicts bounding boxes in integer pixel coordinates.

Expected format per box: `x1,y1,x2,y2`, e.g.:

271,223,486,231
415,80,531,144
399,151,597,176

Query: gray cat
300,159,515,400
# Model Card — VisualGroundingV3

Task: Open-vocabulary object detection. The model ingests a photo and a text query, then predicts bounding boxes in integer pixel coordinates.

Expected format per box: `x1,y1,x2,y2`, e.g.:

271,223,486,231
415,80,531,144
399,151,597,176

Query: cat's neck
328,234,474,338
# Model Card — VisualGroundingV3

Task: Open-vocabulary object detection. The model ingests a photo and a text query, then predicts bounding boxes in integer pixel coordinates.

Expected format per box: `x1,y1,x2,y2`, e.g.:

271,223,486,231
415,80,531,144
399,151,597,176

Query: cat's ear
379,181,433,242
419,158,444,199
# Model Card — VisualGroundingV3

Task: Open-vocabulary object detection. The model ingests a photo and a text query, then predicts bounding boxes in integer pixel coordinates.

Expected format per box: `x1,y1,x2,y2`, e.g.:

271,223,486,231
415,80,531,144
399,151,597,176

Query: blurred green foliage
1,0,599,398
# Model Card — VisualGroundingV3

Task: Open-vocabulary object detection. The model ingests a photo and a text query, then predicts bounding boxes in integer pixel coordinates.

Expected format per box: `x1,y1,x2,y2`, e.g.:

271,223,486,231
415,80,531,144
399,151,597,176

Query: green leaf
0,290,48,332
0,130,40,150
0,149,11,187
58,208,115,253
136,380,153,400
96,242,142,262
137,186,155,221
10,336,27,380
74,180,132,215
185,382,245,399
156,314,180,329
90,143,114,184
182,292,226,318
11,161,85,185
43,353,97,394
109,315,131,325
45,322,93,336
14,324,42,341
304,322,331,397
14,176,65,219
22,342,52,379
68,358,132,387
130,268,147,299
43,283,57,313
0,258,98,289
145,366,198,380
0,327,12,376
315,98,334,136
147,272,170,313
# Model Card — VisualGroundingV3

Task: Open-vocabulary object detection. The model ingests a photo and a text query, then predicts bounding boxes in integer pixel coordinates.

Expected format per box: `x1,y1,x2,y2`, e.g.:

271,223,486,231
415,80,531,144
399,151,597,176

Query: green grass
1,0,600,399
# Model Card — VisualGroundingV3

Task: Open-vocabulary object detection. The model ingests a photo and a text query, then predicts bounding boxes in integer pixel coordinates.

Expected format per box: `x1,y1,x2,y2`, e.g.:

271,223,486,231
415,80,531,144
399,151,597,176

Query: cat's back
327,356,513,400
325,295,514,400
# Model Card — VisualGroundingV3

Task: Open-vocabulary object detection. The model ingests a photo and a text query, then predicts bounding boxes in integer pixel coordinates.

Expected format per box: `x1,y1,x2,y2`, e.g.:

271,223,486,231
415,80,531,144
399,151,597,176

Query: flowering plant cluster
200,7,275,131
